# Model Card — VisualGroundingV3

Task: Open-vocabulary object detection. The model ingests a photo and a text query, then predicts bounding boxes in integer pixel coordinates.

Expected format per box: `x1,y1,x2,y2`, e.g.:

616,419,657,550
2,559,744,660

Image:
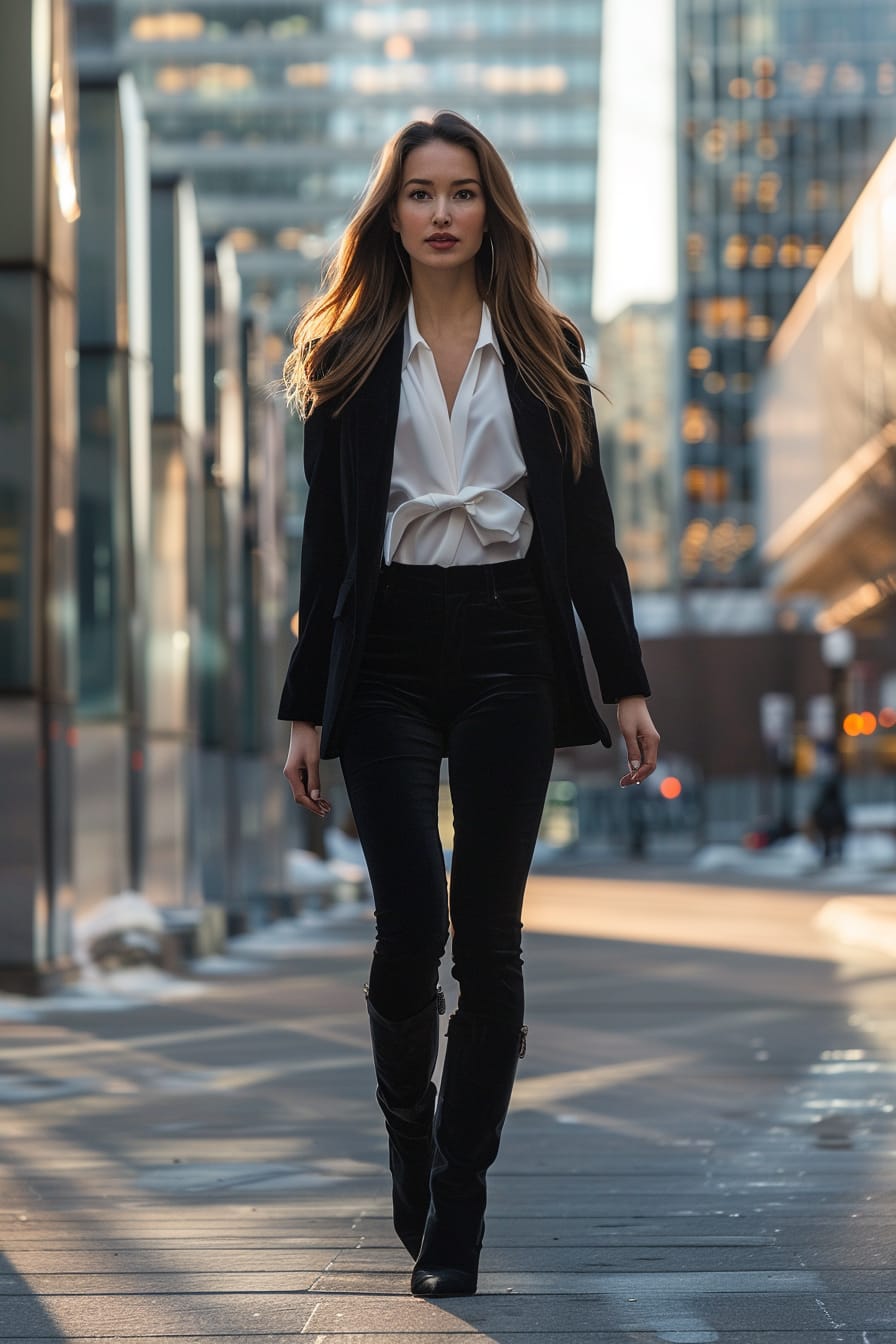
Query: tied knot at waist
384,485,525,563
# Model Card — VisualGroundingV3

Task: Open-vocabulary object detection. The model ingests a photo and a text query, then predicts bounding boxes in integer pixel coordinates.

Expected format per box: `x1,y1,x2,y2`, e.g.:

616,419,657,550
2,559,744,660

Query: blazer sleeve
562,346,652,704
277,401,346,723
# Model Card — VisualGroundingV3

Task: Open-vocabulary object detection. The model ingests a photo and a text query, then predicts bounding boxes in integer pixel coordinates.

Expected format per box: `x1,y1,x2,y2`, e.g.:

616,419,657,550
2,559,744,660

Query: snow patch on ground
693,830,896,883
0,964,206,1021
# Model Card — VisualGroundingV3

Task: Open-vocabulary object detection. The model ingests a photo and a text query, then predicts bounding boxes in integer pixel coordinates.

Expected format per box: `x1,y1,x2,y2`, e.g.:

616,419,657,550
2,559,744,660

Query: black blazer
277,322,651,759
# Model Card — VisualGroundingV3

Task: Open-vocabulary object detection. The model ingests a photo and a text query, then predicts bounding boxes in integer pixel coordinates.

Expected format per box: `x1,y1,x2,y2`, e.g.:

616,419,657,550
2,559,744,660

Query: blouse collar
402,292,504,370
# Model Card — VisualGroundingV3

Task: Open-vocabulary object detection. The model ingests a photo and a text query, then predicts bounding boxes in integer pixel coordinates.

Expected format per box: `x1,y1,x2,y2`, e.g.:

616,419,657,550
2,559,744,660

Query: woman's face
392,139,488,278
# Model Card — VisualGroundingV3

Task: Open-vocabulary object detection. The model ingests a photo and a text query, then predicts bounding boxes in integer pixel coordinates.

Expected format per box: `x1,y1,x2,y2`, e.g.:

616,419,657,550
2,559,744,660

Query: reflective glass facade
759,139,896,637
677,0,896,585
598,303,677,591
80,0,603,338
0,0,80,987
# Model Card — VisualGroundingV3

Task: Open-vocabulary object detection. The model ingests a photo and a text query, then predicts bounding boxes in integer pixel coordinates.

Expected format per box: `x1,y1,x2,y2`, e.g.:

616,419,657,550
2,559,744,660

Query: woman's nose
432,199,450,224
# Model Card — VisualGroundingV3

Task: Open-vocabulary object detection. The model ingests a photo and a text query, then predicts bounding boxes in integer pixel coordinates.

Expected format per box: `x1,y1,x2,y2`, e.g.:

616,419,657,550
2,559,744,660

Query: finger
302,762,331,815
627,732,660,785
284,763,331,815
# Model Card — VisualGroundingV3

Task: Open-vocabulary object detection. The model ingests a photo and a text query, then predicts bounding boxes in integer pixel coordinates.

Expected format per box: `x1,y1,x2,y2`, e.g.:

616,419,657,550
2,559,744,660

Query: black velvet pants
339,556,556,1027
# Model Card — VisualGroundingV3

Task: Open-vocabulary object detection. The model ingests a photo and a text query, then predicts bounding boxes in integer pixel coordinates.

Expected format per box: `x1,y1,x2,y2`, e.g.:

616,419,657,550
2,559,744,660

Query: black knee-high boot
365,985,446,1258
411,1011,527,1297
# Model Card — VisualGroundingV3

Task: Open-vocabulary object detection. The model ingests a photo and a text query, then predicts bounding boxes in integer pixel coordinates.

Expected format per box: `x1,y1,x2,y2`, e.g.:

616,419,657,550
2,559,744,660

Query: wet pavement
1,875,895,1342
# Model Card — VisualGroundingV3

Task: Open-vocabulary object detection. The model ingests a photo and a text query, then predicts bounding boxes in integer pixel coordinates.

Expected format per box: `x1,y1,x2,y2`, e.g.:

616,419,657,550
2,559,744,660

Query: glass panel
0,273,37,690
77,352,124,716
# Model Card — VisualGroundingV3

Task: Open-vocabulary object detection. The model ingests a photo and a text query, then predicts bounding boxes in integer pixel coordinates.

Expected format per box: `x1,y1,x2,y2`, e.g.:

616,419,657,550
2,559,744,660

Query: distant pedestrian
811,777,848,863
278,110,659,1297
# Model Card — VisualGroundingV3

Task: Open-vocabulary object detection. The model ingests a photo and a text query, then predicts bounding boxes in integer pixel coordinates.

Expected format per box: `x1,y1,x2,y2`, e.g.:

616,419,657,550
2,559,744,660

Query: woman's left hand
617,697,660,788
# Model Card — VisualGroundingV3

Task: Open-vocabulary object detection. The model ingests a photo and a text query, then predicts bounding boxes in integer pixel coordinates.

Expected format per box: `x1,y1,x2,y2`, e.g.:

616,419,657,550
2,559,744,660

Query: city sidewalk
1,876,896,1341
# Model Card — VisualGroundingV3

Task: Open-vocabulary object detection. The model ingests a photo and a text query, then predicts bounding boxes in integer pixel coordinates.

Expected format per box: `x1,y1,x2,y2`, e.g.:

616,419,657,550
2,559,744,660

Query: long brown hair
283,110,595,475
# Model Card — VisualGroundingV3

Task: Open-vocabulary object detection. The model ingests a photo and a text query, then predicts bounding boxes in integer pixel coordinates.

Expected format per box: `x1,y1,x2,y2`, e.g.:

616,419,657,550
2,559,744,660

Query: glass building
77,0,604,341
759,136,896,642
597,302,677,591
0,0,80,989
677,0,896,586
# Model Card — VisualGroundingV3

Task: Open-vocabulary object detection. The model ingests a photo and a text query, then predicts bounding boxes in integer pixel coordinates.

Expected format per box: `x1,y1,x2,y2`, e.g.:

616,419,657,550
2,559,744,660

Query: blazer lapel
498,334,564,513
341,321,405,579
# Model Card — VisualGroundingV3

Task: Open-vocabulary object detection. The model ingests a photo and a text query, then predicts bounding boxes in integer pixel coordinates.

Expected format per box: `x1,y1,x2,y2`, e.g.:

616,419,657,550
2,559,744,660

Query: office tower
677,0,896,586
81,2,604,341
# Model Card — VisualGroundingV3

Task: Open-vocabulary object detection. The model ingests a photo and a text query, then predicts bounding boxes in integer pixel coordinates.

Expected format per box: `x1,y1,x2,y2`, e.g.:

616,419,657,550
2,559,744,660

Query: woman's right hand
283,721,332,818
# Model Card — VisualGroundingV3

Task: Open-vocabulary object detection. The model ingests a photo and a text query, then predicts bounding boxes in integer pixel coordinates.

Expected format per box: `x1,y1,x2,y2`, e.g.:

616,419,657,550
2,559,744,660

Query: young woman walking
279,110,659,1298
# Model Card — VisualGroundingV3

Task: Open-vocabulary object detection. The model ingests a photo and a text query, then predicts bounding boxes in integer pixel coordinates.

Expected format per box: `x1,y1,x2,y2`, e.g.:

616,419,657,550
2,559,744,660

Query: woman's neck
409,265,482,338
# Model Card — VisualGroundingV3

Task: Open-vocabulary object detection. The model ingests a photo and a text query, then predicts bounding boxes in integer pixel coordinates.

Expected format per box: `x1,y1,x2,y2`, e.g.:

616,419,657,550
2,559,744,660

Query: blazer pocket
332,576,354,620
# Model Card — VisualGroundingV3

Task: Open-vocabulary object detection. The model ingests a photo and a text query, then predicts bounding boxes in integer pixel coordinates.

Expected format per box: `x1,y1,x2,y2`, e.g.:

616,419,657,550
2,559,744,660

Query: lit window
733,120,752,145
227,228,258,252
686,232,706,272
746,314,772,340
701,125,727,161
724,234,749,268
804,62,826,95
750,236,775,267
684,467,706,499
132,11,204,41
879,62,896,95
700,296,749,337
731,172,752,205
682,404,711,443
806,179,827,210
756,172,780,211
285,63,329,87
384,34,414,60
704,372,726,393
753,56,775,78
155,65,191,93
757,134,778,159
778,235,803,267
276,228,304,250
480,65,567,94
197,64,254,93
728,77,751,99
352,64,427,93
731,372,753,393
688,346,711,372
833,62,864,94
804,241,825,267
754,77,776,99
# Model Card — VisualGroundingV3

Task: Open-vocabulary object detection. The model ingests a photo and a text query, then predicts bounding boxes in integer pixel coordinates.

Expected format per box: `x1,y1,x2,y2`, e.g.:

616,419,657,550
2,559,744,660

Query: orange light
860,711,877,735
660,776,683,800
880,706,896,728
843,713,863,737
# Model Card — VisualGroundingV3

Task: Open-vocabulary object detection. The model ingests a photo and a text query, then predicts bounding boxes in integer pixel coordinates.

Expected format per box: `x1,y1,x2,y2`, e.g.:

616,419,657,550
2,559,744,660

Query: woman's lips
426,237,458,249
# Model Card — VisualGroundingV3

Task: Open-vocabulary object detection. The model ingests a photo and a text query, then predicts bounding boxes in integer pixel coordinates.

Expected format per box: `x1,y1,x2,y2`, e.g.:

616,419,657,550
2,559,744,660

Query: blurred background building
758,138,896,777
676,0,896,588
78,0,604,342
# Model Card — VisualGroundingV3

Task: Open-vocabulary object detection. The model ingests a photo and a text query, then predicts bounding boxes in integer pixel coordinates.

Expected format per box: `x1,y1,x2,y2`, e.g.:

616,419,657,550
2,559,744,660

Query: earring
392,232,411,291
483,232,496,293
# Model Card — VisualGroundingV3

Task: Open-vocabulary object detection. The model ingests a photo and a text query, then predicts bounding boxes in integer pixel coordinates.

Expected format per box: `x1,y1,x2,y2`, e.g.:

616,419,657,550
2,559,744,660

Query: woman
279,111,659,1297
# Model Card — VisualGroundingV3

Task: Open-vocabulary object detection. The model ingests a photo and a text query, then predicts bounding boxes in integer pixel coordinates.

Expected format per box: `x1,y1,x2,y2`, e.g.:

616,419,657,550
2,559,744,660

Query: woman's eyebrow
402,177,481,187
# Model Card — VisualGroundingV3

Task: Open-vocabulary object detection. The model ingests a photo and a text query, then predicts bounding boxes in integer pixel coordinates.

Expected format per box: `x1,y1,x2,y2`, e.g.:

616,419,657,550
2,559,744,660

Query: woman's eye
456,189,475,200
409,190,428,200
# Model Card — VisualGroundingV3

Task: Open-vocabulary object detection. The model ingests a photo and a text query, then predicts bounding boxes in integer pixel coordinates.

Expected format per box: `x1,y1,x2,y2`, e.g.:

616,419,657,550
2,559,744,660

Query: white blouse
383,295,533,567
